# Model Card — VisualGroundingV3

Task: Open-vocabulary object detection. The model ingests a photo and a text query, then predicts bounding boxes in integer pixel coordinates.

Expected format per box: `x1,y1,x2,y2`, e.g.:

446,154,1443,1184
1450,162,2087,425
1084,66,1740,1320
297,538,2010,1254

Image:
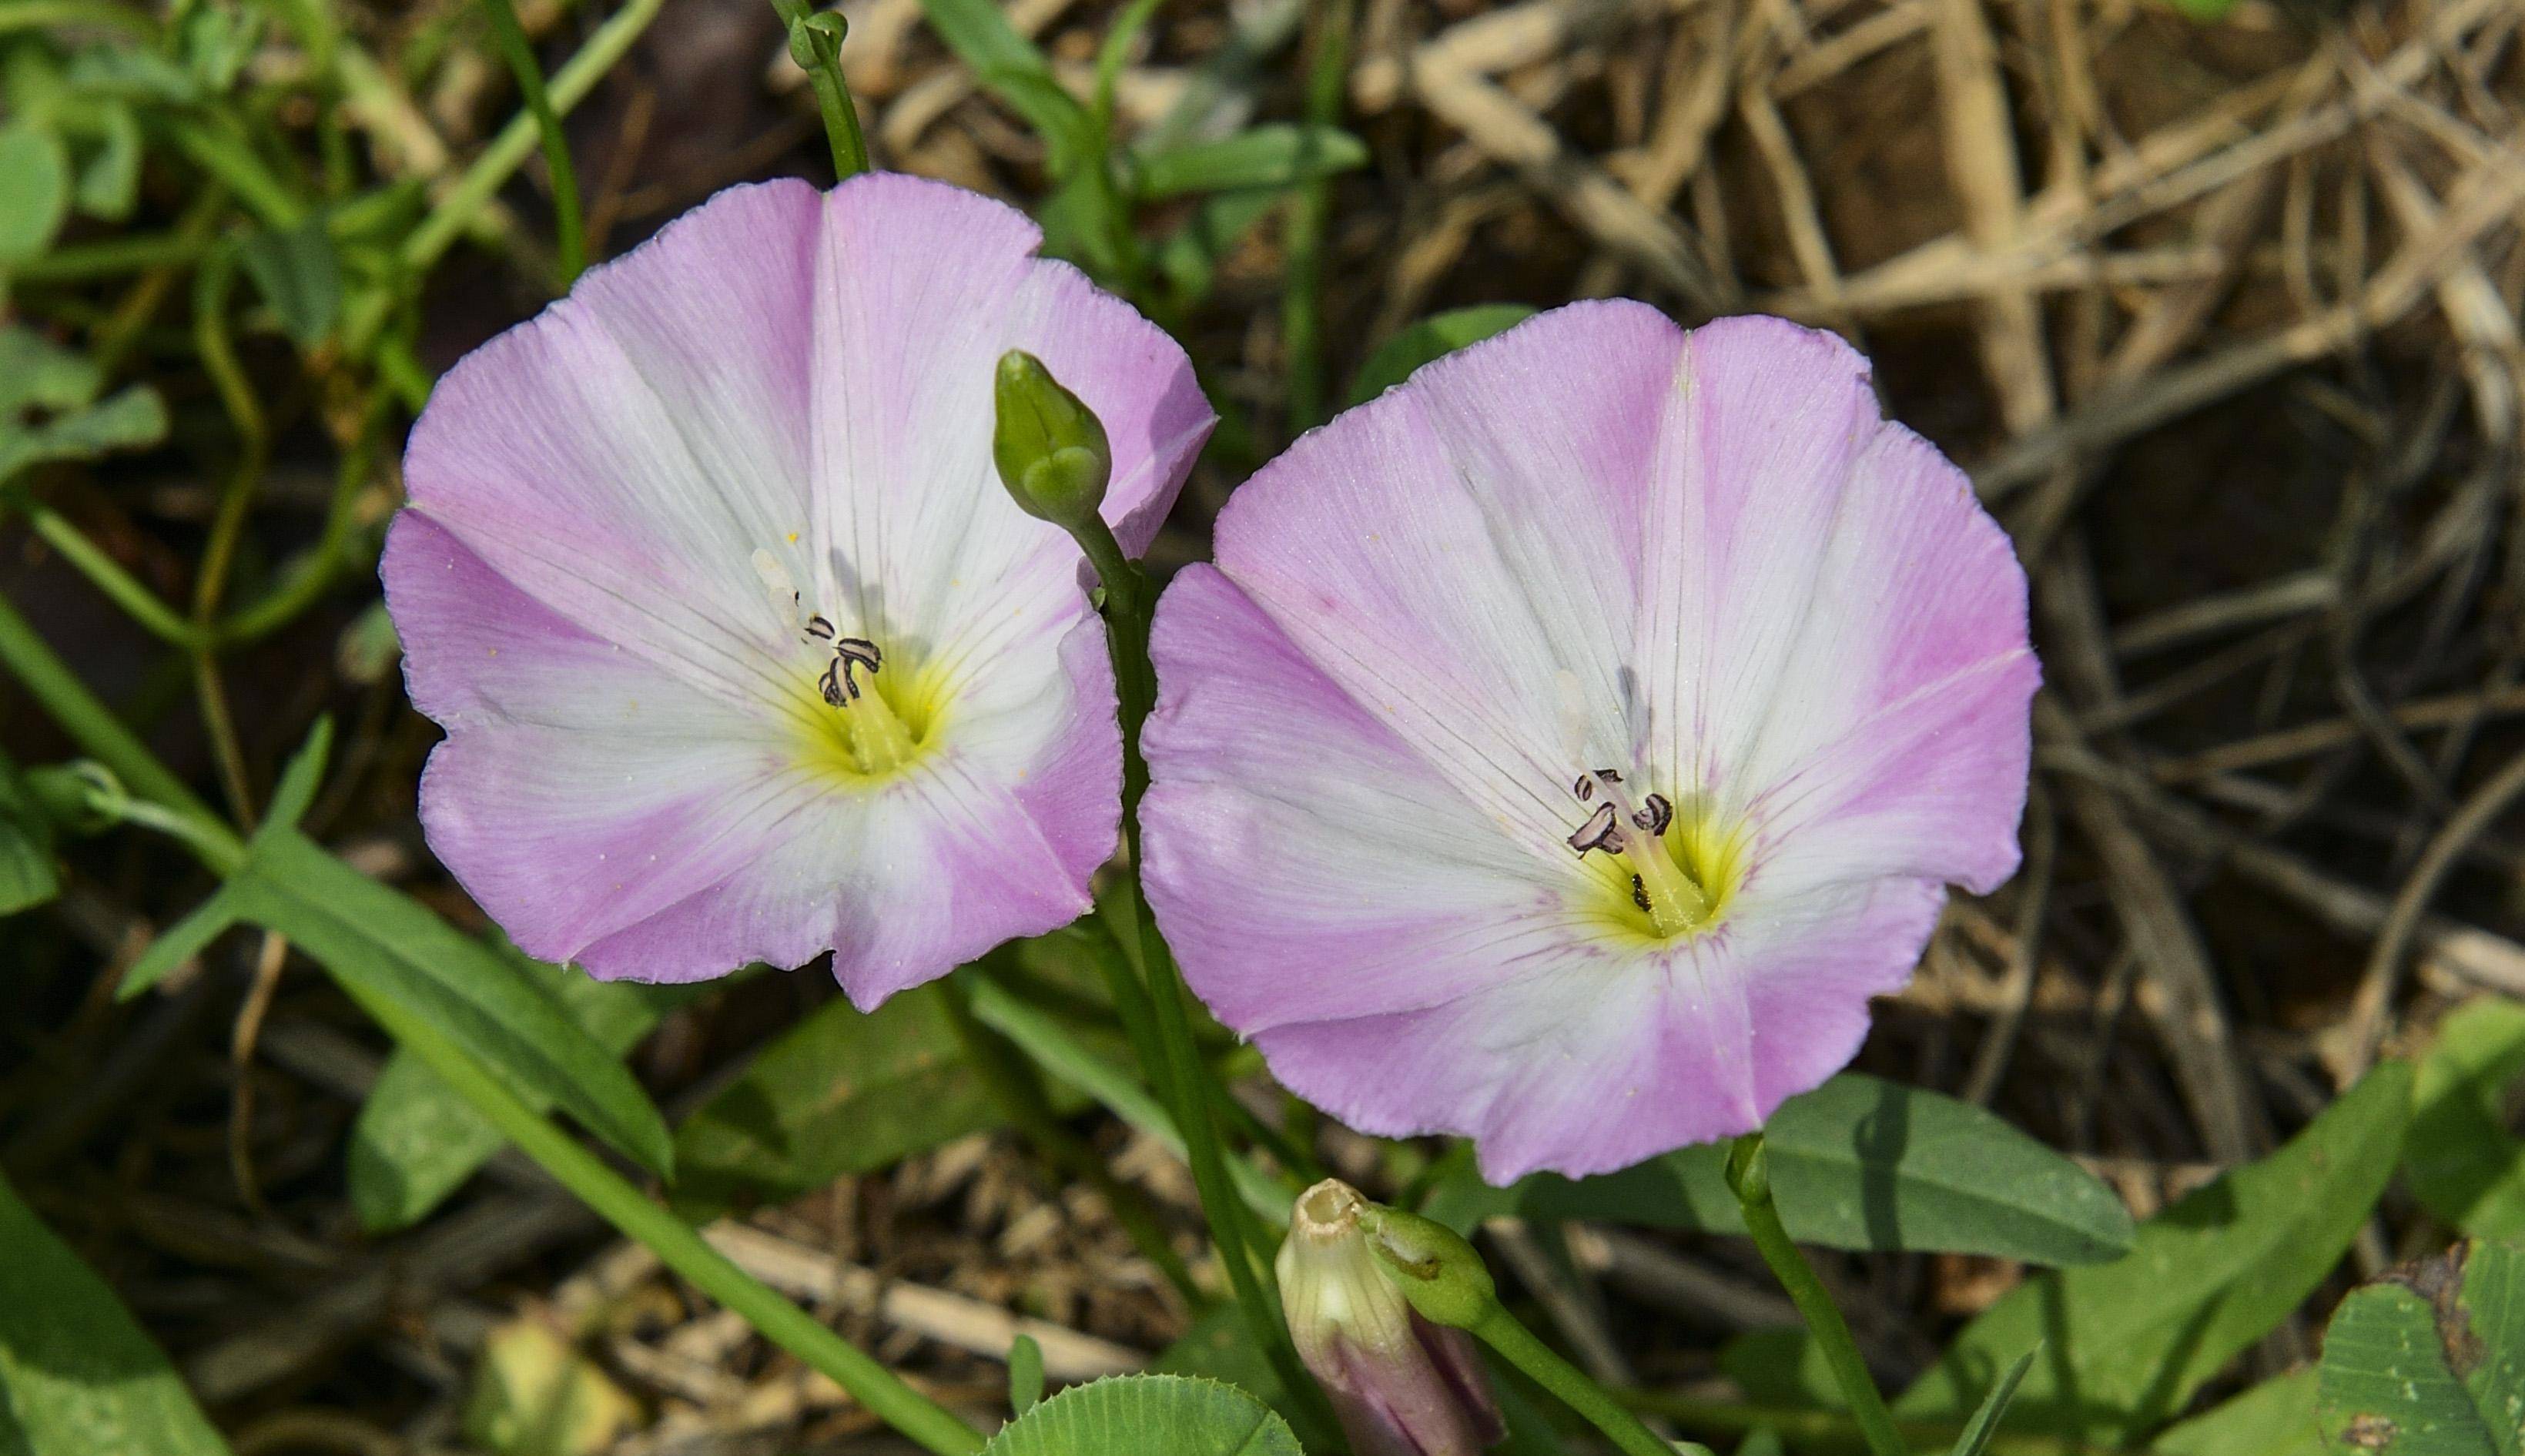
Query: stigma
1566,768,1713,938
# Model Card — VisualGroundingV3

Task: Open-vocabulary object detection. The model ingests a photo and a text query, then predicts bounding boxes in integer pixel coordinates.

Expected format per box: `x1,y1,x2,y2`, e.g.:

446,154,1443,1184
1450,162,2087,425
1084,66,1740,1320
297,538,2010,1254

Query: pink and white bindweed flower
1140,305,2035,1182
382,174,1211,1000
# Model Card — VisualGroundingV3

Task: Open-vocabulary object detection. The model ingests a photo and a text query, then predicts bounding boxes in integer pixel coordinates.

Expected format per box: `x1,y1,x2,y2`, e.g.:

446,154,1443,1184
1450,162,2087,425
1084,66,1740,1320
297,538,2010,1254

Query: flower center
757,549,935,782
1566,768,1727,939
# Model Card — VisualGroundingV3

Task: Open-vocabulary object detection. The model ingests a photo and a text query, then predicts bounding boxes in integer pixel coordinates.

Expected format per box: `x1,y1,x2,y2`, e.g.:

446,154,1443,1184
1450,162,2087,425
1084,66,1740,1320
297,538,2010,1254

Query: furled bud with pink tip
1278,1179,1505,1456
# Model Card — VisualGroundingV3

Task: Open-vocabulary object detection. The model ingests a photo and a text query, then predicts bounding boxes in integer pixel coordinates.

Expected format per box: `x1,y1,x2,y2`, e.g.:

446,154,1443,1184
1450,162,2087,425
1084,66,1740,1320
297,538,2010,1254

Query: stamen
805,614,836,641
816,638,884,706
1566,802,1619,855
1566,769,1710,937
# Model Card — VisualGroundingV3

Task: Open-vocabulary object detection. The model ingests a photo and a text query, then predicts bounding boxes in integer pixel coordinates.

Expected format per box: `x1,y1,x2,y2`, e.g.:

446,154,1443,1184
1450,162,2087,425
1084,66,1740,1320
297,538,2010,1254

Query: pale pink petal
1728,423,2036,899
1256,877,1947,1182
1144,567,1576,1033
1204,302,1684,863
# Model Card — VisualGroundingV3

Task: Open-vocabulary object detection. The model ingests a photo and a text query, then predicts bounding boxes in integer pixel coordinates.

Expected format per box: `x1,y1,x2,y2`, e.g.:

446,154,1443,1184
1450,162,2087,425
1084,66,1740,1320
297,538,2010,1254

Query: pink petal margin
1141,304,2034,1181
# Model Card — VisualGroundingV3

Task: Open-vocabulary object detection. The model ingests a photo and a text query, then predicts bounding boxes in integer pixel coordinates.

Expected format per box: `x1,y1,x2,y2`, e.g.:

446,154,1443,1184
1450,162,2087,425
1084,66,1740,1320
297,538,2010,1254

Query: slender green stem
0,592,233,855
221,401,381,644
162,116,306,230
343,971,986,1456
10,233,212,283
0,594,985,1456
0,0,155,35
1281,0,1351,431
479,0,587,283
1729,1134,1907,1456
1067,511,1331,1442
189,253,266,826
940,967,1204,1306
344,0,665,350
770,0,870,179
19,508,203,648
1471,1305,1689,1456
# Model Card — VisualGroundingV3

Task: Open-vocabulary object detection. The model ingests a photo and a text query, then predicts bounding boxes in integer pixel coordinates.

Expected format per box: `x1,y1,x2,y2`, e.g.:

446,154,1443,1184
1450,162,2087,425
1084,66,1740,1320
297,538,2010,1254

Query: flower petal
403,179,827,711
805,173,1214,698
1144,566,1579,1033
1205,301,1686,865
1255,876,1947,1182
1731,423,2037,899
1635,315,1885,802
389,176,1203,994
400,509,1117,985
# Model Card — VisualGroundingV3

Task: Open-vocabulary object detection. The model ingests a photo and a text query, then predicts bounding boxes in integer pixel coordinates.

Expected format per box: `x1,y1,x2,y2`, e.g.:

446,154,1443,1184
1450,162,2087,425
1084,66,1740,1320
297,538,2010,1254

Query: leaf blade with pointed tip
0,1170,233,1455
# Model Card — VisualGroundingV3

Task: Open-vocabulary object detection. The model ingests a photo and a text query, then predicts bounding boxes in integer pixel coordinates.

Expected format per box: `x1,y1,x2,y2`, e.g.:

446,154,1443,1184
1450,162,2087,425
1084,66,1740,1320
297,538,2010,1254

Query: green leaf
1947,1347,2036,1456
0,1170,233,1455
1346,306,1536,405
114,886,242,1000
979,1374,1299,1456
263,717,332,834
0,386,169,486
350,961,711,1232
912,0,1097,170
1438,1073,2135,1266
1894,1061,2413,1444
1134,123,1367,200
2156,1369,2324,1456
1009,1334,1046,1418
0,767,59,915
0,122,70,263
72,105,139,221
2409,998,2525,1241
0,328,100,416
1154,189,1284,310
211,827,675,1178
236,216,343,347
671,981,1006,1217
2316,1240,2525,1456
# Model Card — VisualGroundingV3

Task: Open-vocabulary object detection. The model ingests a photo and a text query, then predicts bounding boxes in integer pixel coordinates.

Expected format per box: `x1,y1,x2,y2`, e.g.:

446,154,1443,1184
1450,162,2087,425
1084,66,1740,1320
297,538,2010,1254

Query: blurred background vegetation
5,0,2525,1451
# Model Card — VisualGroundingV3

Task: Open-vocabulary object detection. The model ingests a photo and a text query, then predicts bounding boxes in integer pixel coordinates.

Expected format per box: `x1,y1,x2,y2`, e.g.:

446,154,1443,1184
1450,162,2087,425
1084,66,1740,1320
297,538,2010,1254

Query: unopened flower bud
993,350,1111,531
1278,1180,1505,1456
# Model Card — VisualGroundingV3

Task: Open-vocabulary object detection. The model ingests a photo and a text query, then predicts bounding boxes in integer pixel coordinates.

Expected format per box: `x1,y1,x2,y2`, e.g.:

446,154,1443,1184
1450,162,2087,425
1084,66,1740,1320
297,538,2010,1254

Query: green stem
479,0,587,283
345,972,986,1456
345,0,665,350
0,593,986,1455
1471,1305,1687,1456
1281,0,1351,431
1729,1134,1907,1456
770,0,871,179
0,0,155,35
1066,512,1329,1441
940,967,1204,1307
0,592,234,857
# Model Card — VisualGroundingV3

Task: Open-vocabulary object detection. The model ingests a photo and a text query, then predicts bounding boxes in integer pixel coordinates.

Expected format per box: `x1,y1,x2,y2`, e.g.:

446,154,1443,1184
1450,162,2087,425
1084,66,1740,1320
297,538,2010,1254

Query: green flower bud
1281,1180,1505,1456
992,350,1112,531
1358,1200,1497,1331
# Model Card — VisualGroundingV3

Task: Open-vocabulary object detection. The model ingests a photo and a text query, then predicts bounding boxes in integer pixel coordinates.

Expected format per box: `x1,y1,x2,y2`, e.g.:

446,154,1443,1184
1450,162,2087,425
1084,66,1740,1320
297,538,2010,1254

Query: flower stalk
770,0,870,178
1357,1200,1697,1456
993,351,1329,1442
1726,1133,1907,1456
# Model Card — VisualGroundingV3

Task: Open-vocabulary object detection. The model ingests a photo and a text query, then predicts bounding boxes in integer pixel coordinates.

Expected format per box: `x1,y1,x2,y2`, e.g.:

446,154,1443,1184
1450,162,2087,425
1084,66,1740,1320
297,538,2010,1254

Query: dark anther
1594,767,1622,783
1633,793,1673,835
805,614,836,641
1631,875,1651,914
819,638,885,707
1572,775,1595,802
1566,802,1620,856
818,659,857,705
